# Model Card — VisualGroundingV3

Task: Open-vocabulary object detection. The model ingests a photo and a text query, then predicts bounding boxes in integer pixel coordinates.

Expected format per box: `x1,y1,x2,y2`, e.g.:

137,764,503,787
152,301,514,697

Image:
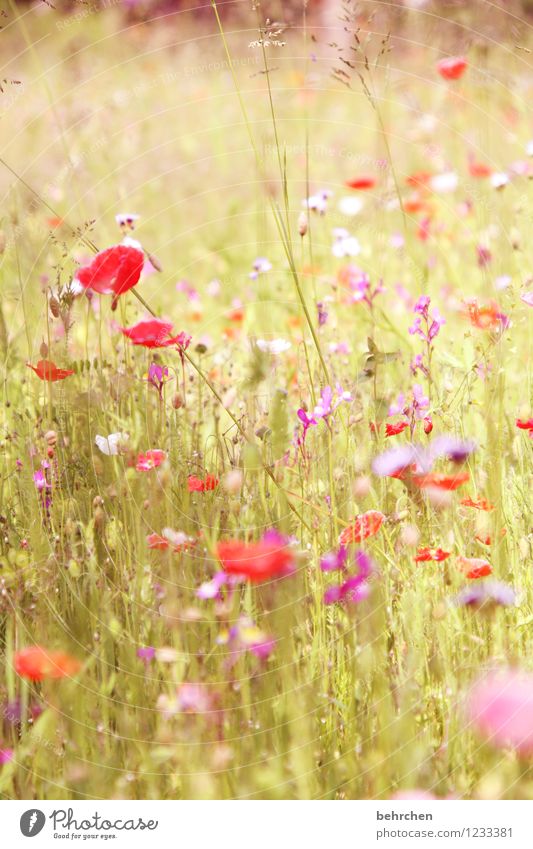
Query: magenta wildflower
146,362,171,400
320,546,348,572
217,616,276,665
0,748,14,765
409,295,445,342
322,550,374,606
137,646,156,664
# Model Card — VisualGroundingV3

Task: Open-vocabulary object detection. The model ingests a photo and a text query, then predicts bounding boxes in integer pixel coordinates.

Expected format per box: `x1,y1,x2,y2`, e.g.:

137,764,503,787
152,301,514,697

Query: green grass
0,1,532,800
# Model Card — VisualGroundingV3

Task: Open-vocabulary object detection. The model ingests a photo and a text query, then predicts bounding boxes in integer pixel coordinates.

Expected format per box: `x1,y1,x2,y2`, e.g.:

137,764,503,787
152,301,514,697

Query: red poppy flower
339,510,385,546
457,556,492,580
413,471,469,491
345,176,377,190
385,421,409,437
14,646,81,681
146,532,196,552
468,160,492,178
403,196,433,216
136,450,166,471
460,497,494,511
388,463,417,481
437,56,468,81
465,301,508,330
417,216,431,242
27,360,74,382
146,533,169,550
188,474,219,493
415,546,451,563
475,529,506,546
120,319,191,350
405,171,432,189
74,245,144,302
516,418,533,432
217,538,295,583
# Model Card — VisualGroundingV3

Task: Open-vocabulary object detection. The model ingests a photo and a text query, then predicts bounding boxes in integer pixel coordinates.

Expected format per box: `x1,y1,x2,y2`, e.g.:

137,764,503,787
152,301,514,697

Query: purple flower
324,576,371,605
372,435,477,478
196,571,230,600
453,581,516,608
411,384,430,419
388,393,405,417
410,354,429,378
137,646,156,664
317,301,328,326
429,436,476,464
33,470,49,491
0,748,14,765
409,296,445,342
372,444,421,477
146,363,171,399
217,616,276,664
314,386,333,420
323,549,375,605
249,257,272,280
477,245,492,268
320,546,348,572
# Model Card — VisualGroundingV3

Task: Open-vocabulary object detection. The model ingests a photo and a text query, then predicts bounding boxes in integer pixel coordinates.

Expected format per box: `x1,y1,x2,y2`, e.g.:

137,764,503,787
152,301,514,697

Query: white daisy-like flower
303,188,333,215
115,213,140,230
249,257,272,280
332,228,361,258
338,196,364,217
95,432,129,456
490,171,509,189
430,171,458,193
256,338,292,354
162,528,194,548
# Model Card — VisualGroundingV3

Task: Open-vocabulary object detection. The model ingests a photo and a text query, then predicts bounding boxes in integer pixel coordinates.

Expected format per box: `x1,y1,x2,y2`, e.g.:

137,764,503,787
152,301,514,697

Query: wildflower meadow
0,0,532,807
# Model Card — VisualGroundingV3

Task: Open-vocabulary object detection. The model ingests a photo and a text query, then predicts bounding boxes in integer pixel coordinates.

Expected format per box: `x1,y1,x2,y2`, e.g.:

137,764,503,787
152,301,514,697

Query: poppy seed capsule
93,507,105,532
49,294,60,318
45,430,57,447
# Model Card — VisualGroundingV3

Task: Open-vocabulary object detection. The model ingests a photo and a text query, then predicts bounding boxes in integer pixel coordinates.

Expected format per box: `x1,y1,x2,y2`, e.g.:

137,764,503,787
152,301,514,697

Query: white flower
338,196,364,217
526,140,533,157
430,171,458,193
249,257,272,280
490,171,509,189
162,528,193,548
95,432,129,456
303,188,333,215
115,213,139,229
121,236,143,250
256,338,291,354
332,228,361,258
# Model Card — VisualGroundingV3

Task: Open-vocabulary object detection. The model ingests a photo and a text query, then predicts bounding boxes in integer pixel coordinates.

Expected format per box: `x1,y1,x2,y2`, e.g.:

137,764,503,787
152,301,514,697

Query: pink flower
0,748,14,765
135,450,166,471
467,669,533,755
